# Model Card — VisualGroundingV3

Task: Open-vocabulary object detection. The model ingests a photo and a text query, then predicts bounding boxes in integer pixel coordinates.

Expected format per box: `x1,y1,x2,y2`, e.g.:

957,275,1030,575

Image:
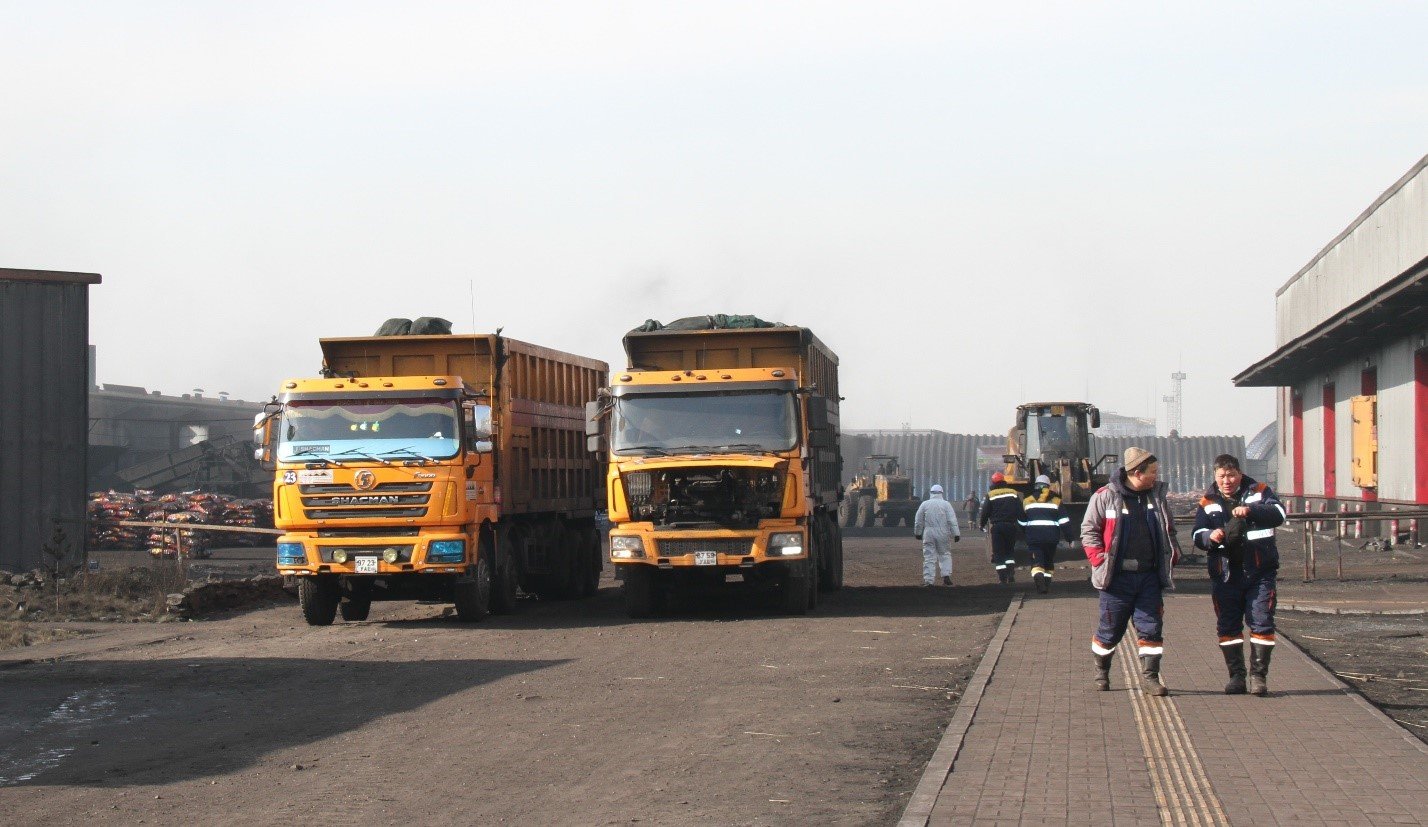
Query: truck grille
655,538,753,558
300,481,433,520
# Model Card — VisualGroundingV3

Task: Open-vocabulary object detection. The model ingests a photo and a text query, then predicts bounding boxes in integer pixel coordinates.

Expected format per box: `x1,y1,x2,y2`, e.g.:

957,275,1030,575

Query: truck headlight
427,539,465,564
277,542,307,565
610,535,646,559
768,532,804,556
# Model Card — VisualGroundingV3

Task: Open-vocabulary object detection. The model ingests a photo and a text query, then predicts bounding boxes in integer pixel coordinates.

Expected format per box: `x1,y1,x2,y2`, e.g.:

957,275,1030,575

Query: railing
1284,509,1428,581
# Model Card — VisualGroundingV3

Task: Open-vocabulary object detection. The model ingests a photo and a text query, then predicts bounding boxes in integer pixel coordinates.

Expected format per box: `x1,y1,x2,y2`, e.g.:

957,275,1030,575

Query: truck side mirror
585,400,608,454
1090,407,1101,429
253,403,280,471
464,403,494,453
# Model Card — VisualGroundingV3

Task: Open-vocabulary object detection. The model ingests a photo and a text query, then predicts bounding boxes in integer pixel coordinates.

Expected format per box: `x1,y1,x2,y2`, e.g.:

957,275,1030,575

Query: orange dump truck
586,323,844,616
256,333,607,625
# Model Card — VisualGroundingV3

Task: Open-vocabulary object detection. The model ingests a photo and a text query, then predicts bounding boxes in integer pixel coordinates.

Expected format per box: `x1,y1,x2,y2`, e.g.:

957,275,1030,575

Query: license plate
693,551,718,566
355,556,378,573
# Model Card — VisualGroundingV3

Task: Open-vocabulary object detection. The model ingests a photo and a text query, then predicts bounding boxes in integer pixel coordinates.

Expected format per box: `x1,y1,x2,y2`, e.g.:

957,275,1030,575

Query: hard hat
1035,474,1052,486
991,472,1005,484
930,484,943,494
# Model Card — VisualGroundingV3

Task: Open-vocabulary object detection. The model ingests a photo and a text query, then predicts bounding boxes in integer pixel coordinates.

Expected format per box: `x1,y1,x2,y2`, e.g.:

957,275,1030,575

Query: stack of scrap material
87,490,277,553
86,490,156,549
148,511,211,559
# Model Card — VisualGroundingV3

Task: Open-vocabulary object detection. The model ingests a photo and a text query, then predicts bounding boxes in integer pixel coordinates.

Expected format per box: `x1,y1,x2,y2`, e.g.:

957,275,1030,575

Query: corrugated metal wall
0,271,99,571
843,431,1006,500
1090,436,1247,495
842,430,1246,500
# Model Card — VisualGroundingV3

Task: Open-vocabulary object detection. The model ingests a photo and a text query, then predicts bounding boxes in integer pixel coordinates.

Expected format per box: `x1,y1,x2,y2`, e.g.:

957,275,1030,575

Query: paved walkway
902,587,1428,826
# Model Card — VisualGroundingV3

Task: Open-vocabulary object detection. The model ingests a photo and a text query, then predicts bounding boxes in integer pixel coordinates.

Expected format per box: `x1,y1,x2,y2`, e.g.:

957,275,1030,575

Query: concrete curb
1280,603,1426,616
898,593,1023,827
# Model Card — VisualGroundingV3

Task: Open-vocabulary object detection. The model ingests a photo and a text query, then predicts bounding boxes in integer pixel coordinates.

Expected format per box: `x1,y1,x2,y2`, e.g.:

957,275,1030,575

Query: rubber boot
996,568,1007,584
1221,643,1247,695
1140,655,1168,696
1249,643,1273,696
1006,565,1015,584
1032,567,1048,594
1094,653,1113,691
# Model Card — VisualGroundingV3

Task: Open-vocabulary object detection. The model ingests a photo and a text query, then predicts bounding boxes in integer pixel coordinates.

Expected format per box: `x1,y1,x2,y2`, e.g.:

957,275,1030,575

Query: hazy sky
4,2,1426,436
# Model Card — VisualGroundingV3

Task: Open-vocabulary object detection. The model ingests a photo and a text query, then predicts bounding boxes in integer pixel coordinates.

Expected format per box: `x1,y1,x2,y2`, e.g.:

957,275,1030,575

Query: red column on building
1323,383,1336,499
1415,351,1428,504
1291,391,1305,497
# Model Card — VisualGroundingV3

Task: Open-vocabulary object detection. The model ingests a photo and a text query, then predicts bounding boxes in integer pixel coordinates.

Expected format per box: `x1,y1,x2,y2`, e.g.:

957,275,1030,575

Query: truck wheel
623,566,656,618
821,514,844,592
580,526,602,598
298,577,339,626
453,557,492,622
339,597,371,622
839,497,856,527
780,563,810,615
491,533,519,615
858,495,875,528
806,552,820,610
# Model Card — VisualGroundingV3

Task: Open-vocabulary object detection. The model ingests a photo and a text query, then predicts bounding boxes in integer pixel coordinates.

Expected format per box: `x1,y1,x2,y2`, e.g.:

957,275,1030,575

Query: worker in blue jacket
1192,454,1287,696
1020,474,1074,594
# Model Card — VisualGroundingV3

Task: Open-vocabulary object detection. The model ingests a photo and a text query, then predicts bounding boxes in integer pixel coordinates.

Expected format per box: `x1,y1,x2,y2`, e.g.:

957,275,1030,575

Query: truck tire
299,577,339,626
339,597,371,622
491,533,519,615
623,566,657,618
858,495,875,528
806,551,820,611
779,562,810,615
839,497,856,527
822,513,844,592
580,525,602,598
453,558,492,622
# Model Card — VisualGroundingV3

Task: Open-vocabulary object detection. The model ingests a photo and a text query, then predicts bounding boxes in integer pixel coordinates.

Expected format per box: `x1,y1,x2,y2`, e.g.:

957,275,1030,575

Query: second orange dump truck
587,322,844,616
258,332,607,625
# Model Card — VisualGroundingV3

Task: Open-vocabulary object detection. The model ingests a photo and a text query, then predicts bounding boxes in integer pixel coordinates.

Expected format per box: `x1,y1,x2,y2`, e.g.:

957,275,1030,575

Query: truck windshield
1027,411,1081,456
277,399,461,462
612,391,798,455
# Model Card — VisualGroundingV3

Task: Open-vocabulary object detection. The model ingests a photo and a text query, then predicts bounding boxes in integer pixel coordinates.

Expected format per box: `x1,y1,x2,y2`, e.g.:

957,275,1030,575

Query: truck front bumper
274,531,472,576
608,525,805,568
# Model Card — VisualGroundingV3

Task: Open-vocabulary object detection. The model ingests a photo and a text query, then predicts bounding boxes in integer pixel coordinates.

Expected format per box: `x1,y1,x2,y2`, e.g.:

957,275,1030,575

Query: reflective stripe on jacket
1079,470,1181,591
1191,477,1286,580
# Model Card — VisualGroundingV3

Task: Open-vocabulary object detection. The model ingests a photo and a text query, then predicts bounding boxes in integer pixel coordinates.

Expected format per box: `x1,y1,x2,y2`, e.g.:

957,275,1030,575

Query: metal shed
0,268,101,572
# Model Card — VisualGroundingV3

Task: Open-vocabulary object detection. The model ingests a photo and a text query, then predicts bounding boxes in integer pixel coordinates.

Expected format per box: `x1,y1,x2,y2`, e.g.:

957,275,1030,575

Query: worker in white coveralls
914,484,961,586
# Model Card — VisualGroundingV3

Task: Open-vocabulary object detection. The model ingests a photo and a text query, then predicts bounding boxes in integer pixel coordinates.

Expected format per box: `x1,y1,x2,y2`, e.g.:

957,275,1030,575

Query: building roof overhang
1234,256,1428,387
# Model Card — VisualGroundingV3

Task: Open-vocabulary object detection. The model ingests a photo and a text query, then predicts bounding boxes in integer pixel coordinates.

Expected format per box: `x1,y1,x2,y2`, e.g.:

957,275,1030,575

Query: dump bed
622,326,839,400
319,334,608,515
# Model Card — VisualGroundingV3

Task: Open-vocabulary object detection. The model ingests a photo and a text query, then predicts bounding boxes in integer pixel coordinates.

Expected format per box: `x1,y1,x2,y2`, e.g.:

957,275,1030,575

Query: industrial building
1235,154,1428,524
89,382,266,495
0,268,100,572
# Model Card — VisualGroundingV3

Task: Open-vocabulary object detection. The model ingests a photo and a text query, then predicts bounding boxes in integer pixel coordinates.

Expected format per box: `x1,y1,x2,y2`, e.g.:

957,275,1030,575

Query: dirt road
0,535,1009,826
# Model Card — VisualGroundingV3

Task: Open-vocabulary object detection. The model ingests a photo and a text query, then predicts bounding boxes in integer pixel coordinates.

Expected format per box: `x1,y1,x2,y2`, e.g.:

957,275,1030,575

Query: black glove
914,533,922,541
954,535,961,543
1222,516,1248,548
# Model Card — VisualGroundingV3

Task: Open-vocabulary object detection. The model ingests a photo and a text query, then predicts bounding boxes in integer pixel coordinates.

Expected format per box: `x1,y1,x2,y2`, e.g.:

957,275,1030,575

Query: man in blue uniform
1193,454,1287,695
1021,474,1073,594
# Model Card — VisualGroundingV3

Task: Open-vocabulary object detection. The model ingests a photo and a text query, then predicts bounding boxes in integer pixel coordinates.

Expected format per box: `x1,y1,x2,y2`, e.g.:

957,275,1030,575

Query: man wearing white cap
914,484,961,586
